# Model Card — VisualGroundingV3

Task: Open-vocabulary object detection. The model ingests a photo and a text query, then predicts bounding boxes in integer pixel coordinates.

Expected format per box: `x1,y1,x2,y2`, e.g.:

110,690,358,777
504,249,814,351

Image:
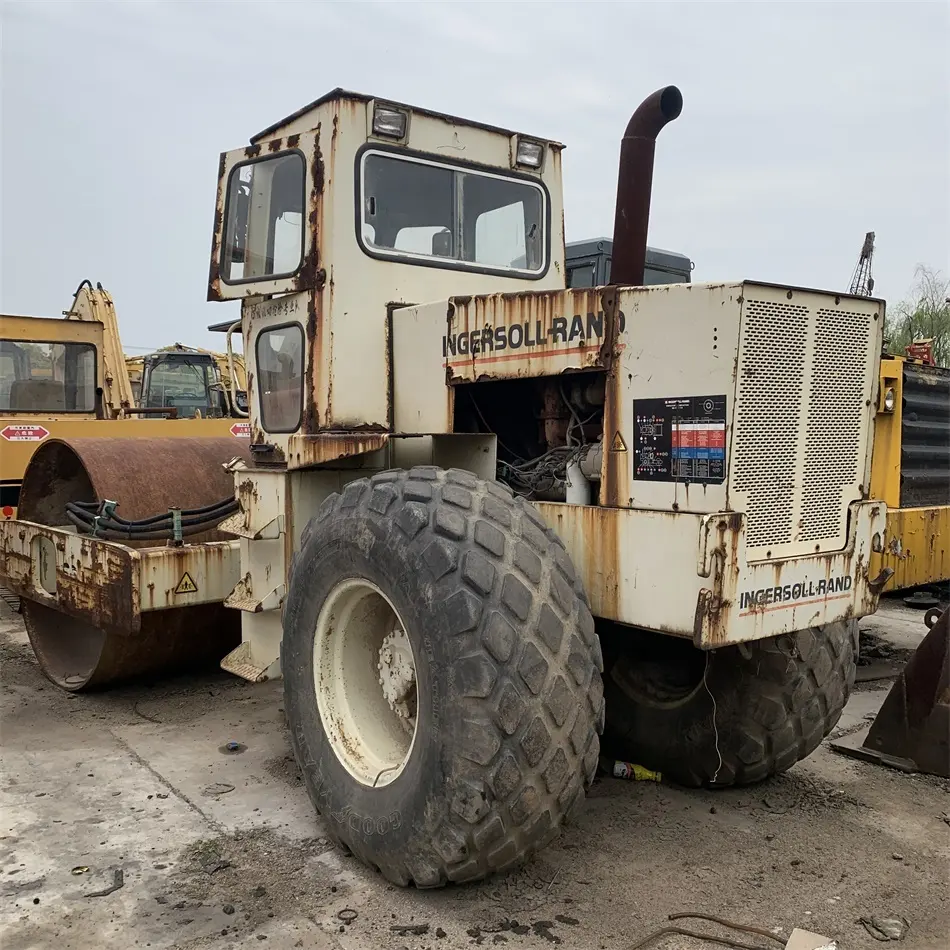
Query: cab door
207,131,322,301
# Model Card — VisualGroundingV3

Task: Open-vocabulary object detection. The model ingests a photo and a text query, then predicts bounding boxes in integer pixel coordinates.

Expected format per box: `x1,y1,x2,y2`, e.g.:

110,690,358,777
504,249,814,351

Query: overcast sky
2,1,948,352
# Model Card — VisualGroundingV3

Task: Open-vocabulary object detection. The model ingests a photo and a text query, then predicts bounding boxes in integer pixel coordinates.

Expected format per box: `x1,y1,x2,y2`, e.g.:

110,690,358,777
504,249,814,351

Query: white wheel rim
313,577,418,788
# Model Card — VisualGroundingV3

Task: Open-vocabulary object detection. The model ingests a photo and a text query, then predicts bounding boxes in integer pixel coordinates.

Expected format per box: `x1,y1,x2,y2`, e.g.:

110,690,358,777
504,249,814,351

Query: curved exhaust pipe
610,86,683,286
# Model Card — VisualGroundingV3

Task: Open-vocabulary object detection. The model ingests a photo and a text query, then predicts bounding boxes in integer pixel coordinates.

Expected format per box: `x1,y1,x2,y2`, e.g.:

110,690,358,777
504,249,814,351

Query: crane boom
850,231,875,296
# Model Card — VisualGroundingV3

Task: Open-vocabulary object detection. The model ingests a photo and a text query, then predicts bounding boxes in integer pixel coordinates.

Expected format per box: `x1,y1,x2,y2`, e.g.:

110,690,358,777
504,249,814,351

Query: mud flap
831,606,950,777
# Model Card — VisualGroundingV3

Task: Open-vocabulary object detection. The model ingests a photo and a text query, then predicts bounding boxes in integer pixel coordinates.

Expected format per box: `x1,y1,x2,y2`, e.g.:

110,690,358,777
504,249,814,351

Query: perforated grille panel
800,309,874,542
731,300,808,549
729,288,877,559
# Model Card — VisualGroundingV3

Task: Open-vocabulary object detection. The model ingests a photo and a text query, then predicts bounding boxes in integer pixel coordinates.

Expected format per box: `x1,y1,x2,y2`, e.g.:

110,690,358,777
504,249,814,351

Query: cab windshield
0,339,97,412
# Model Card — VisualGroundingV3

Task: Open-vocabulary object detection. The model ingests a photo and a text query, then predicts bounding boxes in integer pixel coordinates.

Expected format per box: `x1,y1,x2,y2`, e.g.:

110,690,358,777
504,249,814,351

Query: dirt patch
264,752,304,788
163,829,338,946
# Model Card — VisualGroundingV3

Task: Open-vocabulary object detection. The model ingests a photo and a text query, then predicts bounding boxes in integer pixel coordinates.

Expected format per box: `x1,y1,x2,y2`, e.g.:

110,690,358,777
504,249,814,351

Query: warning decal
174,572,198,595
610,431,627,453
1,424,50,442
633,394,727,484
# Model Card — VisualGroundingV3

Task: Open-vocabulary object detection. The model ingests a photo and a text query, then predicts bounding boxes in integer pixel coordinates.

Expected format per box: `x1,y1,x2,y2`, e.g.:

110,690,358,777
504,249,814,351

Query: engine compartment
453,371,606,502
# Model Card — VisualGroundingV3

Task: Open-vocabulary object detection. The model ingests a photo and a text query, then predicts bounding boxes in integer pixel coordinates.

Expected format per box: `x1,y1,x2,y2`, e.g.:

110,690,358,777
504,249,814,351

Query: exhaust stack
610,86,683,287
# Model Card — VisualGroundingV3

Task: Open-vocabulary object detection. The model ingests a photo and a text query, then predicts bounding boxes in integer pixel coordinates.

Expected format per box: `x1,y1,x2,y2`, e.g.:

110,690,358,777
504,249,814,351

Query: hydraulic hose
67,496,239,540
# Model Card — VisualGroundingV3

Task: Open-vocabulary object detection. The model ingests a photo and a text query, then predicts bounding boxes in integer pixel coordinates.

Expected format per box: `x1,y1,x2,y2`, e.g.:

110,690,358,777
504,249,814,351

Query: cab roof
251,88,566,150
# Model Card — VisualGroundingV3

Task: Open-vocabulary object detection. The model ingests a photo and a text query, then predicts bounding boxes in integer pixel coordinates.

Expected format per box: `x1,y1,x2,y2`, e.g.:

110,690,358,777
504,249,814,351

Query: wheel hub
313,578,419,788
378,623,416,729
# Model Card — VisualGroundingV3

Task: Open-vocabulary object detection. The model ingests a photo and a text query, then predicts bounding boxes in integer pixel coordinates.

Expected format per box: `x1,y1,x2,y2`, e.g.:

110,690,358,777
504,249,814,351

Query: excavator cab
133,347,249,419
140,350,222,418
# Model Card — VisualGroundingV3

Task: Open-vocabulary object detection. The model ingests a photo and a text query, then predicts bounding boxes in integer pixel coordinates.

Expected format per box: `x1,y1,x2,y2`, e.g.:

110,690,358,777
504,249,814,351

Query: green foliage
884,265,950,367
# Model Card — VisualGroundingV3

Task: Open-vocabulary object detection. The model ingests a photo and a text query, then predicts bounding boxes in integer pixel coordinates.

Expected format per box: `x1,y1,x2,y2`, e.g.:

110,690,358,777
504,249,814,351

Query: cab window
0,340,96,412
256,324,304,433
359,150,547,276
222,152,306,284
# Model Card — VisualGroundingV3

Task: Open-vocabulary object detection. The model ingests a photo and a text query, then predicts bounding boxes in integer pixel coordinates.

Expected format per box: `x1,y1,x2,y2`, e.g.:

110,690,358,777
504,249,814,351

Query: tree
884,265,950,367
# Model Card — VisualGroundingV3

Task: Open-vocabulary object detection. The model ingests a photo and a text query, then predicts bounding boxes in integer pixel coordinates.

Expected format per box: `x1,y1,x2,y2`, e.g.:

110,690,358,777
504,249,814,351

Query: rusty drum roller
18,437,250,691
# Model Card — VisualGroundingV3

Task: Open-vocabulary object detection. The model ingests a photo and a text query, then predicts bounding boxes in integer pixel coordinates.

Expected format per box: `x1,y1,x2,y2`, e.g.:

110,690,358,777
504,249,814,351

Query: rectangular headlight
515,138,544,169
372,105,408,140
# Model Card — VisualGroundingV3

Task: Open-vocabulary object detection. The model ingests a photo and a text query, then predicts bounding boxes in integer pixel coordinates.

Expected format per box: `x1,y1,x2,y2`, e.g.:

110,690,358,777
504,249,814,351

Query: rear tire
282,467,604,887
601,622,856,787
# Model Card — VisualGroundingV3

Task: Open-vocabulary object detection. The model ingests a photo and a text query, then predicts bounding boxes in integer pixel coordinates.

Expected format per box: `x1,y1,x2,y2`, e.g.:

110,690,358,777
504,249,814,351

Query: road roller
2,85,926,889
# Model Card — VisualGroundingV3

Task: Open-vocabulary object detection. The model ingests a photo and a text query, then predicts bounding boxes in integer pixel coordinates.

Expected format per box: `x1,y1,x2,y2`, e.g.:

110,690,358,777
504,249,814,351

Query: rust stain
693,513,742,646
534,502,620,621
295,125,324,294
286,433,388,471
444,289,611,383
304,289,321,433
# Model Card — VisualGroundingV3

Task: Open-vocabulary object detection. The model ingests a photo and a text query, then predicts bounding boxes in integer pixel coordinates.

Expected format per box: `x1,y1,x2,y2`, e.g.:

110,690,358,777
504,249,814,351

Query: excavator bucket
832,606,950,777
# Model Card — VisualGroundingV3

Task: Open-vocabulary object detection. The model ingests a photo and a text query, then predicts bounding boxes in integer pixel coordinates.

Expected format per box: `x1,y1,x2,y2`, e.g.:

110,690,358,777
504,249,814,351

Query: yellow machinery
1,283,250,520
126,344,248,418
870,356,950,591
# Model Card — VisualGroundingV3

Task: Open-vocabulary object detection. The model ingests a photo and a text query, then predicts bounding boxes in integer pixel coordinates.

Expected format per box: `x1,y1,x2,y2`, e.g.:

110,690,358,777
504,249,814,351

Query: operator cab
207,89,566,460
0,316,100,415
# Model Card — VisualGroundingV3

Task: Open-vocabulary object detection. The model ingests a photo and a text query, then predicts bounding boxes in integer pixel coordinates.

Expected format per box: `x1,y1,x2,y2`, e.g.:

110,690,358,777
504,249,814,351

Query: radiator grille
800,309,873,541
731,299,808,549
730,290,876,559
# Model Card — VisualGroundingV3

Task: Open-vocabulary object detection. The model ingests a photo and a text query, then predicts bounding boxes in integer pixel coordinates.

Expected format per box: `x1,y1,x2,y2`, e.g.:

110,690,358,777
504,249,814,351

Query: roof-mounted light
513,136,544,170
372,104,409,140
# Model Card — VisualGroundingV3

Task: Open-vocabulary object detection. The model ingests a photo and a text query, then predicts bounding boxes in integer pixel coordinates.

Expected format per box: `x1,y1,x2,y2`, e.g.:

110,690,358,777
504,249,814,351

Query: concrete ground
1,598,947,950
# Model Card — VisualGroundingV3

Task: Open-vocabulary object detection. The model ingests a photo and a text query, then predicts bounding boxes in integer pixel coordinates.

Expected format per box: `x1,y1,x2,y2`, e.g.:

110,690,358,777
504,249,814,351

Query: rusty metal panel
0,521,241,624
0,522,140,632
872,505,950,590
604,283,743,513
219,464,286,540
286,433,388,471
534,499,886,648
137,541,241,612
691,501,886,647
443,289,610,382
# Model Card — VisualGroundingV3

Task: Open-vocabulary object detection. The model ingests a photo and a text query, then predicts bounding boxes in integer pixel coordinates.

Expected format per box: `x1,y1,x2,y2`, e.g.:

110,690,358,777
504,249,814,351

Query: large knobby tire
601,622,856,787
282,467,604,887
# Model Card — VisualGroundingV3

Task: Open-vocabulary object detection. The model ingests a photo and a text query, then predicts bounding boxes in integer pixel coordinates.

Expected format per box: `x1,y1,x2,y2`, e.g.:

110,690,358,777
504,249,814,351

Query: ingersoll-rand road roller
3,86,914,887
